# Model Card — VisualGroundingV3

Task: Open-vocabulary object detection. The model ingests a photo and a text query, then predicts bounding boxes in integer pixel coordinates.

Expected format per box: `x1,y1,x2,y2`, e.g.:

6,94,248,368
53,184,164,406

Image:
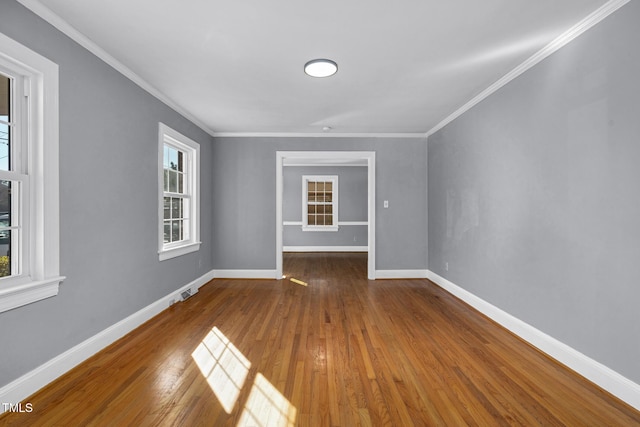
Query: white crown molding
212,132,426,139
0,269,215,413
426,0,631,138
15,0,217,137
426,269,640,410
15,0,630,141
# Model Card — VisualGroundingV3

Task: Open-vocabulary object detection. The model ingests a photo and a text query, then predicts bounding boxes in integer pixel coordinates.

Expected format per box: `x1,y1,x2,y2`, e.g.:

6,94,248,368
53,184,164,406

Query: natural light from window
238,373,297,427
192,326,297,425
192,327,251,413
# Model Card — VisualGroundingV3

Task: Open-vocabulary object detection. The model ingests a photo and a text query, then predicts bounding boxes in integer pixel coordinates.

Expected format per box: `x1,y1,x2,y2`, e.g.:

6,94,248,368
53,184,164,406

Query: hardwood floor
2,253,639,426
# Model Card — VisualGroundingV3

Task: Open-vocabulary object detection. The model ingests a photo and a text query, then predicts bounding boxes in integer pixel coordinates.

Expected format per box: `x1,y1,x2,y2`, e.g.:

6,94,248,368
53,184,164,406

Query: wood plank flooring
1,253,639,426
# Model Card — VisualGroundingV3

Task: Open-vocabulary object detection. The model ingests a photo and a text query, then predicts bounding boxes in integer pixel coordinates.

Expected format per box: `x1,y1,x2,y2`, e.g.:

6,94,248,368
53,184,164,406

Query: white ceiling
20,0,614,136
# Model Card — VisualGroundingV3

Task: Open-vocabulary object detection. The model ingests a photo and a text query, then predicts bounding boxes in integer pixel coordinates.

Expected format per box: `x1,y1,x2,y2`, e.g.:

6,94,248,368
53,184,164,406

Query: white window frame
158,123,200,261
302,175,339,232
0,32,63,313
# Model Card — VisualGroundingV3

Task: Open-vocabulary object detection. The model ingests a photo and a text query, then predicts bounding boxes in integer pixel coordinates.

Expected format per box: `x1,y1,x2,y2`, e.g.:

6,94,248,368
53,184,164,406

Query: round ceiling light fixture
304,59,338,78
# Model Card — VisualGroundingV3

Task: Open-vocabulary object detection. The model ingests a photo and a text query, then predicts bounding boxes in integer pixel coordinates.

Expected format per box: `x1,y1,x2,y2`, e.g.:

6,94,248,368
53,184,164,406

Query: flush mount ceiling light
304,59,338,78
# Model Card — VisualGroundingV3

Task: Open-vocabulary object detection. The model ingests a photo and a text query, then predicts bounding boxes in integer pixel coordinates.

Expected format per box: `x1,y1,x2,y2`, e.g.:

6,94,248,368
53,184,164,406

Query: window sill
159,241,201,261
0,276,66,313
301,226,339,232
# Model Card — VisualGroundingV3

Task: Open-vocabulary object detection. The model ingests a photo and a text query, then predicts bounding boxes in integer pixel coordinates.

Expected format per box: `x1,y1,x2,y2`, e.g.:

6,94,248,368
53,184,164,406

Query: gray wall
212,137,428,270
428,2,640,383
0,2,214,387
283,166,368,247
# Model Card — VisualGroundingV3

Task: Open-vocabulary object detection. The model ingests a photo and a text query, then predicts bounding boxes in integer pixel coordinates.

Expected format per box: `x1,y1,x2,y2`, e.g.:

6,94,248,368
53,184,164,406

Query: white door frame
276,151,376,280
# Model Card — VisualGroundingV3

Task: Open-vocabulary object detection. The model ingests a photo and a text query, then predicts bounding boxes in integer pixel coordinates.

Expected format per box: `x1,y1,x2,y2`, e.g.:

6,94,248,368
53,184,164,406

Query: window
0,32,63,313
158,123,200,260
302,175,338,232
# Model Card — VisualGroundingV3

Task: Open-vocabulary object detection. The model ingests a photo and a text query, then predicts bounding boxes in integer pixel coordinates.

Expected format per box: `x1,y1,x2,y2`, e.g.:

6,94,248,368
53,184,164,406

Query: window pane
169,170,178,193
163,197,171,219
0,181,20,277
0,180,10,217
307,214,315,226
171,220,182,242
307,182,316,201
0,180,12,277
169,147,178,170
163,221,171,243
0,122,8,172
177,150,183,172
0,74,10,172
163,145,169,168
0,234,9,278
325,215,333,226
172,197,181,219
178,172,183,193
0,74,8,117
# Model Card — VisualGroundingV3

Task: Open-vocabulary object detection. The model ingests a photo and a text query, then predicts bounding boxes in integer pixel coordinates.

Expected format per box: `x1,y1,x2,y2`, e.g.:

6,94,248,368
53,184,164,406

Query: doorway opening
276,151,376,280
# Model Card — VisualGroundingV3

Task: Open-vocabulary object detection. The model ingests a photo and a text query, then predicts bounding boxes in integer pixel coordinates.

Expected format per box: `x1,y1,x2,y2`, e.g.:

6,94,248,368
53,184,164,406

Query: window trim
158,123,200,261
302,175,339,232
0,32,64,313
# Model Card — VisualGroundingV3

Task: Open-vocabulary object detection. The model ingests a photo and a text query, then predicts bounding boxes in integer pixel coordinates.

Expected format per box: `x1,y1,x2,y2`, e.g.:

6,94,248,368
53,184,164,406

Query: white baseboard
6,268,637,413
375,269,428,279
0,269,216,412
212,269,278,279
284,246,368,253
426,270,640,411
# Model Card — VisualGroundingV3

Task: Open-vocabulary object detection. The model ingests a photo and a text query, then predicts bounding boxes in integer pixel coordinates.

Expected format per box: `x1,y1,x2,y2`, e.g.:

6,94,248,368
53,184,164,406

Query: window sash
0,170,29,280
0,68,25,175
162,193,191,245
162,141,191,246
0,67,28,282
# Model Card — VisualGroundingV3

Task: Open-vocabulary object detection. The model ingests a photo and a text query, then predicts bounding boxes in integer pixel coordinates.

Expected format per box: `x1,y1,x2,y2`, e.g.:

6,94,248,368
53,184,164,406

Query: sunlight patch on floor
192,327,251,413
237,373,297,427
289,277,308,287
